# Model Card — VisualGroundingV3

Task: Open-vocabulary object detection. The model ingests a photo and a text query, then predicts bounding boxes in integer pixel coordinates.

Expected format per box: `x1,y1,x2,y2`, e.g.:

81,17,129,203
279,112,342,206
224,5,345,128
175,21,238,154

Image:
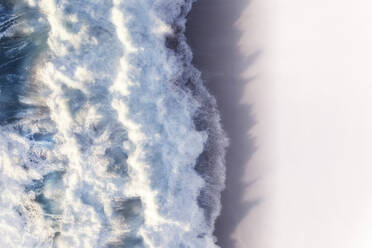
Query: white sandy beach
187,0,372,247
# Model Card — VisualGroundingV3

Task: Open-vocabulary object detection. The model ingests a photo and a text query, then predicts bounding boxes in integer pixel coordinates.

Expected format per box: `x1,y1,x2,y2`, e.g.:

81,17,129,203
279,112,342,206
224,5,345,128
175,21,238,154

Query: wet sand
186,0,272,247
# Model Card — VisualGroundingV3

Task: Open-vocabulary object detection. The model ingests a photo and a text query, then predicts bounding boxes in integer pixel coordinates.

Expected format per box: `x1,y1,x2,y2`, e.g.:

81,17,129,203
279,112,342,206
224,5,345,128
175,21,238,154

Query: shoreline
185,1,268,247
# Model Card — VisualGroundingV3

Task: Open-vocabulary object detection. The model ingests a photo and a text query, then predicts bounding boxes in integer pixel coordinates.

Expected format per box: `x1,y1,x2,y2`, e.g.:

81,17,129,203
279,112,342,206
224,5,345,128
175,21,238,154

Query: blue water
0,1,226,247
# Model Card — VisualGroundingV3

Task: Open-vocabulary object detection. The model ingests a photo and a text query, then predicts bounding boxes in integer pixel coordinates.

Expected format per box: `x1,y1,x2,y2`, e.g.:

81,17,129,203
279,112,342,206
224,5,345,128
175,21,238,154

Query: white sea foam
0,0,227,247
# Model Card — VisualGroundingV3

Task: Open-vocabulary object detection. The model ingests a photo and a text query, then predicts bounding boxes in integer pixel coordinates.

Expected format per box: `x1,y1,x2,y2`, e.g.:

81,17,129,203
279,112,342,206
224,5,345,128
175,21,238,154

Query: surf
0,1,227,247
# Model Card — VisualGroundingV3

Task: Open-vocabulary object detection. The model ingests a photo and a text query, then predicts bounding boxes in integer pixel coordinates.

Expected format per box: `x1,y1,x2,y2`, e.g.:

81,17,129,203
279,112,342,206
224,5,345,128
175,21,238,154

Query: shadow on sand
186,0,260,247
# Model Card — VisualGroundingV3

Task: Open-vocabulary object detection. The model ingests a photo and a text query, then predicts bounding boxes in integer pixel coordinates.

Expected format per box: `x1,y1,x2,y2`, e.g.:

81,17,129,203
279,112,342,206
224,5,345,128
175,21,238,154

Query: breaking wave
0,0,227,247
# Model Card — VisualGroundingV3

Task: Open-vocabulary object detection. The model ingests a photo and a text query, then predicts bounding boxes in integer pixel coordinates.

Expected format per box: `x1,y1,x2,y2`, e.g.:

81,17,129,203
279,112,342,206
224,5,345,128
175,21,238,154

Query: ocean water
0,0,227,247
